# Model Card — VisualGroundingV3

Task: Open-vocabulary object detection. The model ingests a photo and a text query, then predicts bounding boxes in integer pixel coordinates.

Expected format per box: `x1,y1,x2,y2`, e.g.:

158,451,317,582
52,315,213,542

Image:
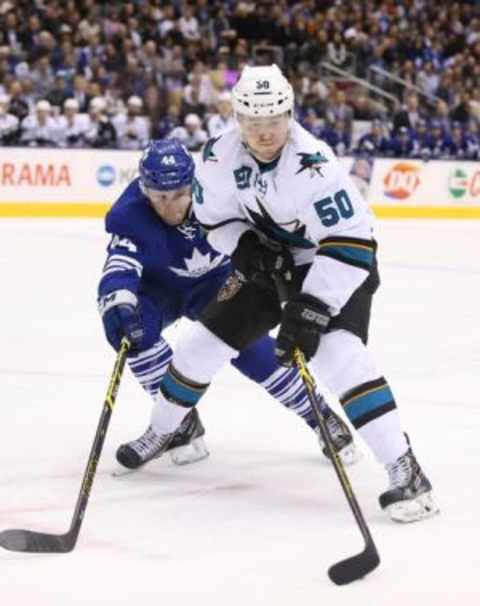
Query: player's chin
257,143,280,159
164,214,186,226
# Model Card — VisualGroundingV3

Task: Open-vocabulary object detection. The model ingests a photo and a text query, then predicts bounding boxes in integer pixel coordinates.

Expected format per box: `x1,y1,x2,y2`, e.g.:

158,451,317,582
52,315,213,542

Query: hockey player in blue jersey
97,138,359,469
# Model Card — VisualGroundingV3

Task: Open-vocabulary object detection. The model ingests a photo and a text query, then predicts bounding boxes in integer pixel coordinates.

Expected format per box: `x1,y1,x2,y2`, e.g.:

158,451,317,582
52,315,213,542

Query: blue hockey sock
128,337,173,397
231,335,318,428
261,366,317,429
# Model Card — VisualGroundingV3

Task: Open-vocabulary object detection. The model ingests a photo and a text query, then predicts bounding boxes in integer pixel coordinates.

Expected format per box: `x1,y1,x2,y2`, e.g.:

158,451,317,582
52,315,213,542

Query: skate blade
169,437,210,466
111,466,137,478
387,492,440,523
320,441,362,466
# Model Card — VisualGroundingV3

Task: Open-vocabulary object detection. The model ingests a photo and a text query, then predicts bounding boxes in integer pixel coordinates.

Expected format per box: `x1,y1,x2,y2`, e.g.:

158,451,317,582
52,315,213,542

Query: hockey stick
0,338,130,553
271,273,379,583
293,348,380,585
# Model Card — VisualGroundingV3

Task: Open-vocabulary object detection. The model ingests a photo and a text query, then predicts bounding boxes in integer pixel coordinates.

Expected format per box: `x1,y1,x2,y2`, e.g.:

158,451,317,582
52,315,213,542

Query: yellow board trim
0,203,110,217
371,205,480,219
0,202,480,219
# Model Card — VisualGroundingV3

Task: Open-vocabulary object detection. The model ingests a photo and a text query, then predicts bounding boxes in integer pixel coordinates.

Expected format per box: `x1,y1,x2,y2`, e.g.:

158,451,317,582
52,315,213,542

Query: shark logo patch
296,151,328,178
244,198,315,249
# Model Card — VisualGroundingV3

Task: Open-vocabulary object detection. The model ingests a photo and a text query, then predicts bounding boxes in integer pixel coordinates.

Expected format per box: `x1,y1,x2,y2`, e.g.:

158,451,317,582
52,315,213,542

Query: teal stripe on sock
162,373,203,405
344,385,393,423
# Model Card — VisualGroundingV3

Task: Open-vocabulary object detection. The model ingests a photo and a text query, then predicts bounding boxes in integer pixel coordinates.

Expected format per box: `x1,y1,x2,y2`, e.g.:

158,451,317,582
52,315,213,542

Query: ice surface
0,219,479,605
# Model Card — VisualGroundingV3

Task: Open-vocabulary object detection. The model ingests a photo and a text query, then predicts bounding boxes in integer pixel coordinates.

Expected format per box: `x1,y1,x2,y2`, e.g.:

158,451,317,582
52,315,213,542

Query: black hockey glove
275,293,331,367
231,230,294,285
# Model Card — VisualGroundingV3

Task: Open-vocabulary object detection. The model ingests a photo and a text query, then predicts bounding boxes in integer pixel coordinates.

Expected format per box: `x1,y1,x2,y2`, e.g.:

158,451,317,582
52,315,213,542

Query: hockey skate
379,436,439,523
316,408,361,466
116,408,209,470
166,408,209,465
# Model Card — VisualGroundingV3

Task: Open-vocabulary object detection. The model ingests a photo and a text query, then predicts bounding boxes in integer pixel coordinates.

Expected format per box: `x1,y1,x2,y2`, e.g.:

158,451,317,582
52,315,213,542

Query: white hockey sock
357,409,409,465
150,394,191,435
312,330,409,465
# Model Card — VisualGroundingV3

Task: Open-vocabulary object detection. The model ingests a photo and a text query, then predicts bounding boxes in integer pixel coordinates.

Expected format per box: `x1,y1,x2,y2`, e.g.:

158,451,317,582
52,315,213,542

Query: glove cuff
98,289,138,316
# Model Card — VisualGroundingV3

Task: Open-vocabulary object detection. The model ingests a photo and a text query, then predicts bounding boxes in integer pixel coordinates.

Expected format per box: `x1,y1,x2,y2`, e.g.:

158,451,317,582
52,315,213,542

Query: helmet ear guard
232,64,294,118
138,138,194,191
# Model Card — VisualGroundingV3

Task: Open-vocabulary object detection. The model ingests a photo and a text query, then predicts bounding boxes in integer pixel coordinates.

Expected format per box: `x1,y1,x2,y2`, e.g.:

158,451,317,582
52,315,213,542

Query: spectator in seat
0,94,20,145
392,93,423,134
325,89,354,138
450,91,474,126
326,31,349,69
113,95,150,150
352,96,383,121
430,99,452,136
178,4,200,42
207,91,234,137
84,96,117,149
411,118,430,158
320,118,351,156
169,112,208,152
30,54,55,100
46,74,70,110
442,122,469,159
156,103,181,139
387,126,416,158
8,80,31,123
423,120,446,159
301,108,323,138
354,119,390,157
56,98,89,148
464,120,480,159
417,61,440,97
71,75,90,112
20,99,58,147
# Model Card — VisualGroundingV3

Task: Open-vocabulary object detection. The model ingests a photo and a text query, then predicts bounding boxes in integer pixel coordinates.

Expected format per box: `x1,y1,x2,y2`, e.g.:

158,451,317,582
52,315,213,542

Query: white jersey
112,113,150,150
55,113,90,147
0,112,19,138
192,121,376,315
20,114,59,146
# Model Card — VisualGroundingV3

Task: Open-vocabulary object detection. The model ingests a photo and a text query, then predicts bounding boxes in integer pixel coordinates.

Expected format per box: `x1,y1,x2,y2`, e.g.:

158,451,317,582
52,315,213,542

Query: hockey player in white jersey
142,65,438,523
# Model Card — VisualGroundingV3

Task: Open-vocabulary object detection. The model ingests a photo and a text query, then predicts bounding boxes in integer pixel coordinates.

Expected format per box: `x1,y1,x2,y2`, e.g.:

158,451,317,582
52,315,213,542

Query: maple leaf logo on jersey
296,152,328,177
245,198,315,249
202,136,221,162
169,248,226,278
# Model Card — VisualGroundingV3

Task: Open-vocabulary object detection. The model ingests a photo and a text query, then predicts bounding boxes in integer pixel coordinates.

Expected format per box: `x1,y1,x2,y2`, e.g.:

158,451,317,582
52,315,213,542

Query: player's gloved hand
98,290,144,351
231,230,294,283
275,293,331,366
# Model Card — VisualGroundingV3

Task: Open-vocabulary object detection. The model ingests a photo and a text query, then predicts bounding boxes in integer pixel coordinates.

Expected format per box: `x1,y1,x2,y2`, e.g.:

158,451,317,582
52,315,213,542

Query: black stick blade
0,529,74,553
328,543,380,586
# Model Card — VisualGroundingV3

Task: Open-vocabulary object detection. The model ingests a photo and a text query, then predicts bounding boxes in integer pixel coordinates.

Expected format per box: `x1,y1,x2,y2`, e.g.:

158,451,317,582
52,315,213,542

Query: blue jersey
98,177,231,328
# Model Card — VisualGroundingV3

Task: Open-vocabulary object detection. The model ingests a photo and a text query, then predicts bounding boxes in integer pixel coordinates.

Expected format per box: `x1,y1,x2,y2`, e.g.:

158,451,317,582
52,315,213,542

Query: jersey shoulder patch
202,136,222,162
295,150,329,177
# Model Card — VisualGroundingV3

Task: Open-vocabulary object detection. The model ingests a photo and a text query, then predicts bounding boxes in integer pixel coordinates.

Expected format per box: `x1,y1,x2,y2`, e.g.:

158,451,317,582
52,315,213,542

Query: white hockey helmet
232,64,294,118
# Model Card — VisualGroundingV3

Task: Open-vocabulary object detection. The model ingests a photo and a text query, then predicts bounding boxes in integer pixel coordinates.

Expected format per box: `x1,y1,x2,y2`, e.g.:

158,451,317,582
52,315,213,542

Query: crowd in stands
0,0,479,159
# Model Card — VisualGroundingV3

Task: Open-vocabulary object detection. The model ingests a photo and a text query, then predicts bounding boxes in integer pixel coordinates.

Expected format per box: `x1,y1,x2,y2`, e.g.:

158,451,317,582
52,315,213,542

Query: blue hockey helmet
138,139,194,191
